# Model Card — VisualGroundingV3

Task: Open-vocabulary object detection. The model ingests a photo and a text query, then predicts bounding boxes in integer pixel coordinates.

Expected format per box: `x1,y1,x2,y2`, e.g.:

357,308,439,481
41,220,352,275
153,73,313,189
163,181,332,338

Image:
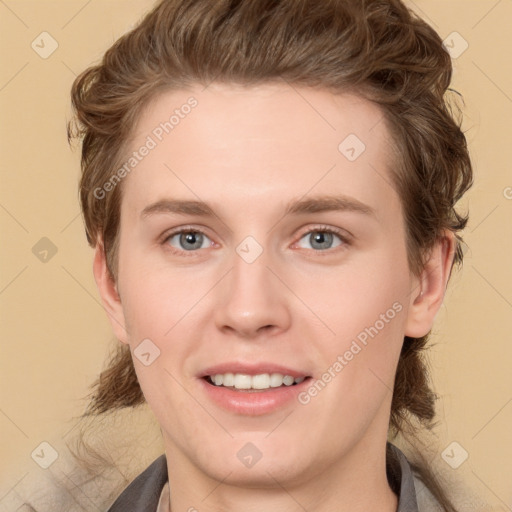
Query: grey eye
297,231,343,251
168,231,211,251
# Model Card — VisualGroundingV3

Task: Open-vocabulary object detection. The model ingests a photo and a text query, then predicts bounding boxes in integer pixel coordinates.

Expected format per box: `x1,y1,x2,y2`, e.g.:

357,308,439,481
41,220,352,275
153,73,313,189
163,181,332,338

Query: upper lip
199,362,310,379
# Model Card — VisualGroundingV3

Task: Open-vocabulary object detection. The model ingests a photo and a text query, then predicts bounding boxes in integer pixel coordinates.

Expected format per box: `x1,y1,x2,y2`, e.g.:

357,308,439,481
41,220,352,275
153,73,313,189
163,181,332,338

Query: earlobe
92,239,128,344
404,231,456,338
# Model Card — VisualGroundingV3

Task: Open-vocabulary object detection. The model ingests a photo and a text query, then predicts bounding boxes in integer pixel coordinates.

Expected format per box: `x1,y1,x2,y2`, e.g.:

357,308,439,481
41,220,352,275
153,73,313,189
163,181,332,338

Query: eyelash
160,224,351,257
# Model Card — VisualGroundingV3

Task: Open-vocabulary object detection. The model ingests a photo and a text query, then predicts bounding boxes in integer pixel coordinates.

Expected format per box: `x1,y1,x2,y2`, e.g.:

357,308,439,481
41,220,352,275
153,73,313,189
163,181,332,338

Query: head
69,0,472,495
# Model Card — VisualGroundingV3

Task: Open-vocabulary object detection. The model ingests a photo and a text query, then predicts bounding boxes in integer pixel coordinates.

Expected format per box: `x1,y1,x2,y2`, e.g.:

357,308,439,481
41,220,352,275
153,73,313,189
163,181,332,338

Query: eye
164,229,213,252
296,228,347,251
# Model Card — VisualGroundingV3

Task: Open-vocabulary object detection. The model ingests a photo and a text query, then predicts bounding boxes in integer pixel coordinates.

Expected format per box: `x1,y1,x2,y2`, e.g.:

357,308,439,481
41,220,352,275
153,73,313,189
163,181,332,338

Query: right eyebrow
140,200,215,219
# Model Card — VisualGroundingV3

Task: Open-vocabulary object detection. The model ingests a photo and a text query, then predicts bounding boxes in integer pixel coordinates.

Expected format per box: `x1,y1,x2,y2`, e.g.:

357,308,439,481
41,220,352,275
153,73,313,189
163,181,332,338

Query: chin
201,457,305,489
187,434,314,488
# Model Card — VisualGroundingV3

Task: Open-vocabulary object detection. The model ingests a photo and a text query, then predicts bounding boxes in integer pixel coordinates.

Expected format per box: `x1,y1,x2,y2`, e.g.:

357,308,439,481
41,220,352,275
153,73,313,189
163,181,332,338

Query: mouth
198,362,313,414
203,373,311,392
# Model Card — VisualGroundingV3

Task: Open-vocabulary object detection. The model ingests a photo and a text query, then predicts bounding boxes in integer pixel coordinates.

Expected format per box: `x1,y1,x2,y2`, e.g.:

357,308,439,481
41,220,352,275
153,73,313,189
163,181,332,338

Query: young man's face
96,83,450,489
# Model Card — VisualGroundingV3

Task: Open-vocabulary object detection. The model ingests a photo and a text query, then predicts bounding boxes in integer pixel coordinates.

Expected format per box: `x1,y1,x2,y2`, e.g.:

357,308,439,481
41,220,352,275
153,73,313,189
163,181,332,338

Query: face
98,83,438,488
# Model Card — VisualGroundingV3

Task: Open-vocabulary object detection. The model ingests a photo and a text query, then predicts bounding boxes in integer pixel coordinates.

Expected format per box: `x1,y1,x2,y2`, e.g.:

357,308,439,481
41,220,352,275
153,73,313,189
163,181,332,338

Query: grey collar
389,443,420,512
108,443,420,511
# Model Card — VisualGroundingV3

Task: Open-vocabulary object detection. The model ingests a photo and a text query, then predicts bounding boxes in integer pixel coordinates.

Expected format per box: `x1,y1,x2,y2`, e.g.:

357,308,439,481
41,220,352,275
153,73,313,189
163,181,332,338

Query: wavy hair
68,0,473,509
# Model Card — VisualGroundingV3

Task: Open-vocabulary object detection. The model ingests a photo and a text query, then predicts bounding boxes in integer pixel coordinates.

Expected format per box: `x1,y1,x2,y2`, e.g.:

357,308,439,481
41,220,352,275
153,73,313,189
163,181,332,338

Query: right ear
92,239,128,344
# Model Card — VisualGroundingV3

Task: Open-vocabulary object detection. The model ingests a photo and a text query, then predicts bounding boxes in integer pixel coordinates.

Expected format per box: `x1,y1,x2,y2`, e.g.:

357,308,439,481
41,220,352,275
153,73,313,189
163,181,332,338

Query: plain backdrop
0,0,511,510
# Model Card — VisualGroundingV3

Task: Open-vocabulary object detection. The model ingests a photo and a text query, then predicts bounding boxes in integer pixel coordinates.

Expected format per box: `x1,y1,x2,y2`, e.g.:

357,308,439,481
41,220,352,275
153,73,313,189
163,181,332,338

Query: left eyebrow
140,194,377,220
284,194,377,218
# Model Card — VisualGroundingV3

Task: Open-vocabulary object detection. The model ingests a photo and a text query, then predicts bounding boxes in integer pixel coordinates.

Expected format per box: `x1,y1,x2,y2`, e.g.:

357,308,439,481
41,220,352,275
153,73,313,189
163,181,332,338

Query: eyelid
160,223,352,256
293,224,353,246
160,225,216,255
301,224,353,241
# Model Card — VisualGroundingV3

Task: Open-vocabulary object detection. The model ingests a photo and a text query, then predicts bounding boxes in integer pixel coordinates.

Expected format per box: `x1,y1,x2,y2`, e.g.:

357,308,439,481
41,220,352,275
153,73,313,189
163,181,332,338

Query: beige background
0,0,511,510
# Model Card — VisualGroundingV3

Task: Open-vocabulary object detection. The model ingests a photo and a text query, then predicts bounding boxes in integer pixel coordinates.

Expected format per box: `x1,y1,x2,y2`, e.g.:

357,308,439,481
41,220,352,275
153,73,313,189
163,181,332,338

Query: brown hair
68,0,472,508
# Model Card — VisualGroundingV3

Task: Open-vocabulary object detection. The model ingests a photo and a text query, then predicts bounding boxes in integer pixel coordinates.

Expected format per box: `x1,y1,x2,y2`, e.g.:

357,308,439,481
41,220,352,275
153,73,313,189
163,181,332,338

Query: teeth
234,374,252,389
223,372,234,386
252,374,270,389
283,375,294,386
270,373,283,387
208,373,306,390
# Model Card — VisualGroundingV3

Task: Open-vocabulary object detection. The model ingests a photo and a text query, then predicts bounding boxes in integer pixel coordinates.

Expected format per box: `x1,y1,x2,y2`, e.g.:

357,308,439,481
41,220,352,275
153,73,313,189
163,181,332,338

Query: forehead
119,82,400,222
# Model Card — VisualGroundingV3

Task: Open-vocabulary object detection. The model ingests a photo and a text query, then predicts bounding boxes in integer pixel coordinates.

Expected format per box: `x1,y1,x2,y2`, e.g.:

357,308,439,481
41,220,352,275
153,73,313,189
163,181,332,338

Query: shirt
107,443,422,512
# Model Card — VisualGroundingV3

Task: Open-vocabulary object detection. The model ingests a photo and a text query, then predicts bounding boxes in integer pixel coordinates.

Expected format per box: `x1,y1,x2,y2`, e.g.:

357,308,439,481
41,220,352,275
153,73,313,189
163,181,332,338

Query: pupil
181,232,202,250
311,231,332,249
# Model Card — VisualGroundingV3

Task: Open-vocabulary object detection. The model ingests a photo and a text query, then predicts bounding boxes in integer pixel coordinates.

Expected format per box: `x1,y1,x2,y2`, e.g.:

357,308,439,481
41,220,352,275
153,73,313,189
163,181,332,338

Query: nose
213,247,292,339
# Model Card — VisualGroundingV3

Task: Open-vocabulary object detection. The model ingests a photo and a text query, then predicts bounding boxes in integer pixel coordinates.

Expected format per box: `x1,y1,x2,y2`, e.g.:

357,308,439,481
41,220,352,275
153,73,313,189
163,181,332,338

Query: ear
93,239,128,344
404,230,456,338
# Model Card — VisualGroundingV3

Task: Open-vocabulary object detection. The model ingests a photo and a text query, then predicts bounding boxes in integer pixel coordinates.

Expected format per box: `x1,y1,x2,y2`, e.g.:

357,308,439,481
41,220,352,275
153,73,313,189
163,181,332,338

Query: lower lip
198,377,311,416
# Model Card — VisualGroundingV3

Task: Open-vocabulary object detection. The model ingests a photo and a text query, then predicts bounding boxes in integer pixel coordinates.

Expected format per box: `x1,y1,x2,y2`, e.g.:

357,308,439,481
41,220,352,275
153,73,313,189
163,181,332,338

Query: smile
206,373,307,391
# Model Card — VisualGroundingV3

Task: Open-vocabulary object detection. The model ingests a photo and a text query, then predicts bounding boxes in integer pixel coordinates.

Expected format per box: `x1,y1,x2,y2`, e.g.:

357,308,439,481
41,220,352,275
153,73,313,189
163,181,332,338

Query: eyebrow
140,195,376,219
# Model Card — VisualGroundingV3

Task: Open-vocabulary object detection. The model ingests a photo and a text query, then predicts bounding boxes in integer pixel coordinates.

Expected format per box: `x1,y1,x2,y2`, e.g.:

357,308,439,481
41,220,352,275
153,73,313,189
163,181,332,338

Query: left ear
404,230,456,338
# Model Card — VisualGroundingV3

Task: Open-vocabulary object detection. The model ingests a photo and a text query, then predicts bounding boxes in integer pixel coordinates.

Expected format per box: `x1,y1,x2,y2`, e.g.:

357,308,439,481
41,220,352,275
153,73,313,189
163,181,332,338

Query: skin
94,82,455,512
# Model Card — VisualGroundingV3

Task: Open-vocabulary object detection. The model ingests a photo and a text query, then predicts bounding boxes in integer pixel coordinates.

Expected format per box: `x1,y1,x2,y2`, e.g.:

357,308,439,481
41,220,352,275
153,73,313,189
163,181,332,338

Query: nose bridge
214,241,291,337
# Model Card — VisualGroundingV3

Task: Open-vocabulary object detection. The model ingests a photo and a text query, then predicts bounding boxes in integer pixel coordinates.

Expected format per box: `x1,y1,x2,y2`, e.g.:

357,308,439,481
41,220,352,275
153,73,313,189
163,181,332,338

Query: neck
163,436,398,512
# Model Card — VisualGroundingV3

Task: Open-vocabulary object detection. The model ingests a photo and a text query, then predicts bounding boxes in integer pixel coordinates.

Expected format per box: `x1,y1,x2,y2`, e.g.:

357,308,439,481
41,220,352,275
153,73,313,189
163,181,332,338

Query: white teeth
222,372,234,386
234,374,252,389
252,374,270,389
270,373,284,387
208,373,306,390
283,375,295,386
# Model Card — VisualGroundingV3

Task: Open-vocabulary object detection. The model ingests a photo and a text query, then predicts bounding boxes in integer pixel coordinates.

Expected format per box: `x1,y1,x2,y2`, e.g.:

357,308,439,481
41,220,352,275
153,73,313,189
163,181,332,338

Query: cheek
300,247,410,410
118,251,204,341
305,253,410,351
297,284,407,447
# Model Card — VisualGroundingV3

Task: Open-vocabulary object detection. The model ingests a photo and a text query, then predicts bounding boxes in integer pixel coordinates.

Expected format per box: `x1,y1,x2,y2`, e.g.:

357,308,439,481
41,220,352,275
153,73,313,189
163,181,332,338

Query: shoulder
412,475,443,512
388,443,442,512
107,454,168,512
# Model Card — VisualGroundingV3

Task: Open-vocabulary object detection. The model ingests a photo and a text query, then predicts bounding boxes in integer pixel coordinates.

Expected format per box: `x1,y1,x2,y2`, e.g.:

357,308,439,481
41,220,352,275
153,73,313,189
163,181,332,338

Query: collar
108,443,419,512
388,443,420,512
